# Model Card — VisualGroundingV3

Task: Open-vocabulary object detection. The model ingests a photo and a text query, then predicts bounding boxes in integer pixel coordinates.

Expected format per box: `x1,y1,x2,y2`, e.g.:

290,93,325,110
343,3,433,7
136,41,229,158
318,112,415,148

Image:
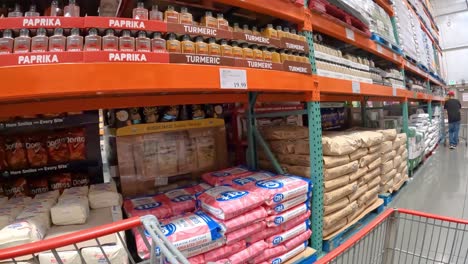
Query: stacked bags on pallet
377,129,408,194
124,167,312,264
255,125,384,239
322,130,384,237
409,112,439,155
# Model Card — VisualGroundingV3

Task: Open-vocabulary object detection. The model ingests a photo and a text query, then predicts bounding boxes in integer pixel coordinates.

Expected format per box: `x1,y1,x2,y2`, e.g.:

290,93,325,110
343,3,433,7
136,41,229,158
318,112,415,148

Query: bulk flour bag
245,175,312,206
201,166,253,186
196,186,264,220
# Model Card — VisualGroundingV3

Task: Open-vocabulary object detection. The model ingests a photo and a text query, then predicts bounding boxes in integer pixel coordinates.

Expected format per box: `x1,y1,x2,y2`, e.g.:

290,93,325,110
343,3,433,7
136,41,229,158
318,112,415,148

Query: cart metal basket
316,208,468,264
0,215,190,264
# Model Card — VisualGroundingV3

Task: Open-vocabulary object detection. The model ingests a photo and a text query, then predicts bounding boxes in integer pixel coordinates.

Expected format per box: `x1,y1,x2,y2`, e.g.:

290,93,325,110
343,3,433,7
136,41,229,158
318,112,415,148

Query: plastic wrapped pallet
322,132,362,156
324,198,349,216
378,129,397,141
323,201,358,229
324,175,350,192
324,183,358,205
349,148,368,161
324,161,358,180
323,155,350,168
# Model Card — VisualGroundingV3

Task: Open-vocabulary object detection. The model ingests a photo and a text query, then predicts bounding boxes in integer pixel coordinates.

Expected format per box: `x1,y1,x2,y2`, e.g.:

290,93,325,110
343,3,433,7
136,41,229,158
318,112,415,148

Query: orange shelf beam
212,0,305,24
0,63,316,117
317,75,444,102
311,12,402,66
374,0,394,17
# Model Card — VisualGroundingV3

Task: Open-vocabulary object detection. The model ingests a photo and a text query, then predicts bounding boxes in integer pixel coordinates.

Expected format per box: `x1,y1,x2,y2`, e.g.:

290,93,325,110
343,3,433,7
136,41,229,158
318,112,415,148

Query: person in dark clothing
444,91,462,149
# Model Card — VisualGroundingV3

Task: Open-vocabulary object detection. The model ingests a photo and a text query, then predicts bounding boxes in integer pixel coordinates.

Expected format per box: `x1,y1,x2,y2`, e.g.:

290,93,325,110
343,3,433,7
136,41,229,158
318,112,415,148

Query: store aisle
391,145,468,219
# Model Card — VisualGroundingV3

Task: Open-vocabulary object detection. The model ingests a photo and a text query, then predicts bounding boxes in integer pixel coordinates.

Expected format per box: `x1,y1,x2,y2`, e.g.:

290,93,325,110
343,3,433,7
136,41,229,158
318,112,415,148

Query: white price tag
345,28,355,41
219,68,248,89
392,84,397,96
352,81,361,94
377,44,383,53
393,53,398,61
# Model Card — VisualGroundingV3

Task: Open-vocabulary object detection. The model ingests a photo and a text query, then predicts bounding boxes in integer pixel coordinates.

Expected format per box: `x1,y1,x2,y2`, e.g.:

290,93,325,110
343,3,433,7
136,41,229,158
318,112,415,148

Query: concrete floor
391,145,468,220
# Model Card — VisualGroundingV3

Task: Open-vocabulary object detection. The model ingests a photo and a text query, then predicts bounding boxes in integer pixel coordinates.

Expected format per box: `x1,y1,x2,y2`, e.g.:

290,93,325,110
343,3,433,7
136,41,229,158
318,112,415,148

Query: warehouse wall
433,0,468,84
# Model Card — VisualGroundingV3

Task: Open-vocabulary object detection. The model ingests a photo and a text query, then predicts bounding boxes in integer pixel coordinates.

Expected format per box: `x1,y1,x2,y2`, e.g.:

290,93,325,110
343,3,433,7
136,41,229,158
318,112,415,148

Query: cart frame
316,208,468,264
0,215,189,264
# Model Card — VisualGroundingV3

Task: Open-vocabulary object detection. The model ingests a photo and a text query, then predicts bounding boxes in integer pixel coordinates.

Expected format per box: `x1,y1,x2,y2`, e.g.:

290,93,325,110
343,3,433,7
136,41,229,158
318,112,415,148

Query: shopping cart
0,215,190,264
316,208,468,264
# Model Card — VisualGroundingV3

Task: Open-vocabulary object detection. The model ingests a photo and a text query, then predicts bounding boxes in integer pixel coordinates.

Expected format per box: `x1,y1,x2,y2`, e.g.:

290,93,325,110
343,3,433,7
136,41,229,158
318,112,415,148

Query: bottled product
150,5,163,21
292,52,300,62
241,43,253,59
129,108,142,124
271,48,281,63
263,24,278,38
164,5,179,23
0,3,7,17
166,33,181,53
46,0,63,16
291,29,299,40
8,4,22,17
179,105,190,121
252,26,261,36
120,30,135,51
233,23,242,33
208,38,220,56
84,28,102,51
301,54,309,63
0,30,14,54
280,50,288,62
220,40,232,57
243,25,252,34
181,35,195,54
284,27,293,39
252,45,262,60
25,5,40,17
179,7,193,25
217,14,229,30
201,11,217,28
133,1,148,20
261,47,272,61
161,106,179,122
49,28,66,52
14,29,31,53
31,28,48,52
231,41,243,58
67,28,83,51
143,107,159,123
102,29,118,51
276,26,284,39
195,36,208,55
151,32,166,52
191,105,205,120
64,0,80,17
136,31,151,52
286,50,294,61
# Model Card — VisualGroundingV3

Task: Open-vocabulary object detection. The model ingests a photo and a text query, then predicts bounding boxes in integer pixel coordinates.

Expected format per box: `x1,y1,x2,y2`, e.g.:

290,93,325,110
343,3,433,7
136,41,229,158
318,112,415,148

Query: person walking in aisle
444,91,462,149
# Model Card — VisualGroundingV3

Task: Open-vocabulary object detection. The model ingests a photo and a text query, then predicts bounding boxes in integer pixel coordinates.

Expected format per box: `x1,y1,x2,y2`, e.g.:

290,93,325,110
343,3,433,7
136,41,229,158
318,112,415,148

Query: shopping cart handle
0,216,142,260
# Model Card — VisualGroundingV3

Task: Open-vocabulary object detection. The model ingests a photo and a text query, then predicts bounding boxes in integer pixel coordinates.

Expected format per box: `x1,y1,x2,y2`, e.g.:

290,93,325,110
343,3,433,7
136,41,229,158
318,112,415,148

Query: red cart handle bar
0,216,142,260
316,208,468,264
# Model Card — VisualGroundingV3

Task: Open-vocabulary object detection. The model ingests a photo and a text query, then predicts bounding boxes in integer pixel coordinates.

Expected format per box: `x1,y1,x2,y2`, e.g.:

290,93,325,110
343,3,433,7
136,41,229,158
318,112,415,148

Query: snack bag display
67,128,86,161
4,137,28,170
46,132,70,163
24,136,48,167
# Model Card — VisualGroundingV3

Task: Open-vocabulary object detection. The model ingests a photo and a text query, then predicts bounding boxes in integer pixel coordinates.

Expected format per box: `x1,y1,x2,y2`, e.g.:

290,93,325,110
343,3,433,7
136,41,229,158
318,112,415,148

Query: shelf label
392,84,397,96
345,28,355,41
393,53,398,61
220,68,248,89
377,44,383,54
352,81,360,94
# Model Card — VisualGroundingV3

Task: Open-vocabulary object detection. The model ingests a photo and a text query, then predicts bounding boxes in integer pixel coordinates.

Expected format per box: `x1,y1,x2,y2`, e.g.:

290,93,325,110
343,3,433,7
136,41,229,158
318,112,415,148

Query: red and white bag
202,166,253,186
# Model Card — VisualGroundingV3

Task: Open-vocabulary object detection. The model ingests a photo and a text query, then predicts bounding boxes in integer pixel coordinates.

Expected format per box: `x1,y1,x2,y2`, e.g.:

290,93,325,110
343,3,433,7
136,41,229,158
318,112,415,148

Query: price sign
219,69,248,89
345,28,355,41
377,44,383,53
392,84,397,96
352,81,361,94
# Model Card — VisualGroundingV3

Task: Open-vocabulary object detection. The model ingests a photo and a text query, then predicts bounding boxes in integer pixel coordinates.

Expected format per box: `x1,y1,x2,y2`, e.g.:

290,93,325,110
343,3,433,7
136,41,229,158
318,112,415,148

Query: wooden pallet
378,181,408,206
323,199,385,252
285,247,318,264
371,33,402,54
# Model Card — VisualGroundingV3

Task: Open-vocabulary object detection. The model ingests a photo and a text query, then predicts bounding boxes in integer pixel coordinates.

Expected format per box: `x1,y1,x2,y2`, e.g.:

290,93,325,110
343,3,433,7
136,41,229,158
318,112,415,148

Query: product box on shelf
0,111,102,197
116,118,228,197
